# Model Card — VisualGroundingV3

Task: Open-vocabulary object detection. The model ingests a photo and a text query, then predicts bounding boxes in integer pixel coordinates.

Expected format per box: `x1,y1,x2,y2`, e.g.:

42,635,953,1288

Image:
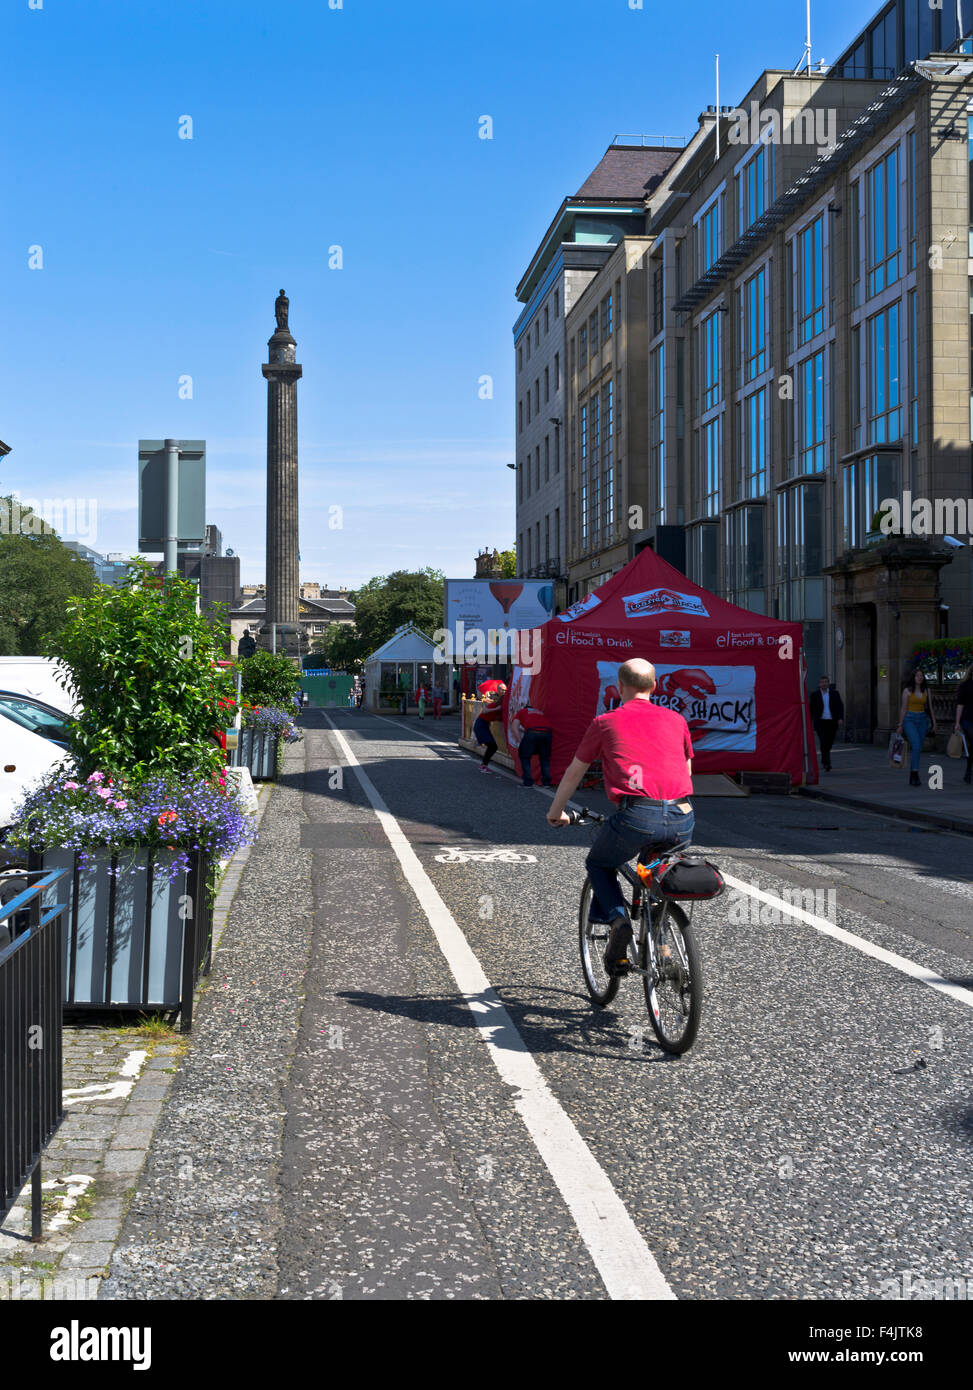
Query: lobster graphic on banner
595,662,756,750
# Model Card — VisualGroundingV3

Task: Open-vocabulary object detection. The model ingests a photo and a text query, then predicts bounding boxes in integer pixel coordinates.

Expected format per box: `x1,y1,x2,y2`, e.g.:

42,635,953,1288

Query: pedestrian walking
809,674,844,772
897,668,937,787
432,684,443,720
953,663,973,785
418,684,426,719
512,704,553,787
472,681,506,774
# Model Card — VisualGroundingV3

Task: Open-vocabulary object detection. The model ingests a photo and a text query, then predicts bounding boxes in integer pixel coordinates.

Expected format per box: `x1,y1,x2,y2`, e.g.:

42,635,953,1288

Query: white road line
324,715,674,1302
722,872,973,1012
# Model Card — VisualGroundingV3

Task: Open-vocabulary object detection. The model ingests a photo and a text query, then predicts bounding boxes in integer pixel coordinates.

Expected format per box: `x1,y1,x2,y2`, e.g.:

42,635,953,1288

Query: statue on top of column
275,289,289,332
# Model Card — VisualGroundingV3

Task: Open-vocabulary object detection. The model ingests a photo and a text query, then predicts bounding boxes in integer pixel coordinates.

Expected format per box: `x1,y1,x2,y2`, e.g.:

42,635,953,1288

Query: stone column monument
262,288,302,634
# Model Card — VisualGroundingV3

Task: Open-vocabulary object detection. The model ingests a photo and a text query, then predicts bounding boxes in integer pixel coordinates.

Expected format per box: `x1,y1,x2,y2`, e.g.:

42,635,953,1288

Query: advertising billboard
443,579,555,660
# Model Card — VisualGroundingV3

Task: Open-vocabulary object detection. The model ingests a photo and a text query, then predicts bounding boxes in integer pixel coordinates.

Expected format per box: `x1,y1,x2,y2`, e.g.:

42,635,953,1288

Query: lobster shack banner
508,548,817,787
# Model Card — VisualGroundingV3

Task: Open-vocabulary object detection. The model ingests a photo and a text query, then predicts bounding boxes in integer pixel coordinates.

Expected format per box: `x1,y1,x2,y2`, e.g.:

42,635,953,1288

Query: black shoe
965,770,972,785
910,771,920,787
605,917,634,976
823,763,831,771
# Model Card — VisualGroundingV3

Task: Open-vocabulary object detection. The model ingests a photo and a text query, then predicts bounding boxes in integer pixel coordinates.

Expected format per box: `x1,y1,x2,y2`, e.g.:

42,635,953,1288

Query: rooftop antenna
715,53,720,162
793,0,812,74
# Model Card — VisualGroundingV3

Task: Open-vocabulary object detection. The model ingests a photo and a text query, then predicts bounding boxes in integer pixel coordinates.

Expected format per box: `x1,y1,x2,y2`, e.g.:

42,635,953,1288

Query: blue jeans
585,800,695,923
519,729,552,785
473,716,497,764
903,712,929,773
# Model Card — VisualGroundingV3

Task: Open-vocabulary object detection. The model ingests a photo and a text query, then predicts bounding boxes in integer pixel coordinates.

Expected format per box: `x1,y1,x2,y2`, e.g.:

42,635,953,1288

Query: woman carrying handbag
896,669,937,787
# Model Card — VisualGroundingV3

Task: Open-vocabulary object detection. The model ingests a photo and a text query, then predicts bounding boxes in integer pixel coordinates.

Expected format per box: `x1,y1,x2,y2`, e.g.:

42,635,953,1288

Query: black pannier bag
656,853,724,901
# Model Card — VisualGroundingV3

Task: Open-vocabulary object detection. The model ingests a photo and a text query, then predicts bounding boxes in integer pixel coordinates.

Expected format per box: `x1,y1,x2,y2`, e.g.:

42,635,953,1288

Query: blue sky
2,0,873,587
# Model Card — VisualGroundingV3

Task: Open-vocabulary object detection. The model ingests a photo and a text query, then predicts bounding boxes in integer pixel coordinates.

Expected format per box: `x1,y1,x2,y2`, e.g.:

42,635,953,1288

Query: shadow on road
337,985,679,1064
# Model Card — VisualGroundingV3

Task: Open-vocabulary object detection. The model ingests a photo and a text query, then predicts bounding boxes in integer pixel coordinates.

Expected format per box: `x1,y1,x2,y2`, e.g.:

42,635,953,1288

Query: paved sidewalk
802,738,973,834
0,781,274,1301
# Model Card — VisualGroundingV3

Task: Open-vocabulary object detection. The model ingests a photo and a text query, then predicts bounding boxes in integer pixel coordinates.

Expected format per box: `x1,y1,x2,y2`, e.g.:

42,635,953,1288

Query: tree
349,568,445,656
50,561,232,779
239,649,302,708
312,622,364,671
0,497,97,654
499,547,516,578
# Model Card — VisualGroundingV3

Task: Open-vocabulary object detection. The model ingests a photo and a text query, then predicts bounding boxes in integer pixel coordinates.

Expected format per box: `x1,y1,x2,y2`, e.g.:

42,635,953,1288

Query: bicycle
568,807,722,1056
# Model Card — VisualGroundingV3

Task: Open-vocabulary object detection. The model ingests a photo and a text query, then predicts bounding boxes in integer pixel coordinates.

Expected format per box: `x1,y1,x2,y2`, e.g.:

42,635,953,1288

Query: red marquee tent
507,548,817,787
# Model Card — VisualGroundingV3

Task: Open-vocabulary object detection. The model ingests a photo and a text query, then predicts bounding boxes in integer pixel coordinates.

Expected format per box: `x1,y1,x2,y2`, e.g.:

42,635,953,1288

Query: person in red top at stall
547,658,694,975
512,704,553,788
472,681,506,774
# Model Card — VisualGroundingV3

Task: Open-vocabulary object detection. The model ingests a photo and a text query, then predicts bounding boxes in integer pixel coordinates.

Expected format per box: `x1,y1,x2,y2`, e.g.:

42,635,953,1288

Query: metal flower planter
28,848,212,1031
236,728,279,781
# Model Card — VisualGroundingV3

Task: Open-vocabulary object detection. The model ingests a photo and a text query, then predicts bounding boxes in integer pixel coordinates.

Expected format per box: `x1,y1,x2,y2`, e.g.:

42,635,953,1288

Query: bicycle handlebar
566,807,606,826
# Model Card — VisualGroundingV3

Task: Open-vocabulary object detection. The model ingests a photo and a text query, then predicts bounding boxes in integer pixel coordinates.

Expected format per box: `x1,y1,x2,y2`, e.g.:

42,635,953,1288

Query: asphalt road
100,707,973,1303
275,708,973,1301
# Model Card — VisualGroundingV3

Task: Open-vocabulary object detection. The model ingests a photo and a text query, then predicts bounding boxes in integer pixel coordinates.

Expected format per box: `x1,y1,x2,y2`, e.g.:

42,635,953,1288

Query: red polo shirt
574,697,693,804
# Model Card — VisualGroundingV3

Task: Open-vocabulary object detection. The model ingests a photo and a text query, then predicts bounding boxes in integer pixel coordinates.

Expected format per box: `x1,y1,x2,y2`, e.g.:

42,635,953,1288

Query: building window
650,344,665,522
544,305,549,334
843,453,900,550
534,379,540,413
526,392,531,424
554,289,559,318
518,400,523,434
601,291,613,340
701,309,723,412
736,145,765,236
741,266,767,382
518,345,522,372
580,404,589,547
526,333,531,361
579,325,588,368
864,147,900,299
517,461,523,503
535,322,539,347
700,416,721,517
652,261,664,338
555,425,560,473
536,445,540,491
908,128,917,270
526,452,531,497
725,505,766,607
850,180,862,309
603,380,614,537
797,214,825,344
689,523,719,593
797,350,826,473
545,434,550,482
589,309,599,356
696,195,723,277
867,303,901,443
911,288,920,446
554,507,560,561
545,513,550,561
544,366,549,402
554,352,560,390
590,392,602,541
741,387,767,497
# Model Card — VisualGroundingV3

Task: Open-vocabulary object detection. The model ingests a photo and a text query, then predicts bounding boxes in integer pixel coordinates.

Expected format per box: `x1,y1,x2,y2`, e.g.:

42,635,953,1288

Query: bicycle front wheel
579,878,620,1008
643,899,702,1055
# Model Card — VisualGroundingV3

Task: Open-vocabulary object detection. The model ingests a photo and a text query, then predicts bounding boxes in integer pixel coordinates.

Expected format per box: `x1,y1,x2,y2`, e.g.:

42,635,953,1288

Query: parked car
0,657,75,714
0,711,69,837
0,691,72,750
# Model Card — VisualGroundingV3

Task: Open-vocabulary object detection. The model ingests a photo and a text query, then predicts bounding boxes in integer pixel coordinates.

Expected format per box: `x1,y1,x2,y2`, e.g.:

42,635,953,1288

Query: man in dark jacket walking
809,675,844,771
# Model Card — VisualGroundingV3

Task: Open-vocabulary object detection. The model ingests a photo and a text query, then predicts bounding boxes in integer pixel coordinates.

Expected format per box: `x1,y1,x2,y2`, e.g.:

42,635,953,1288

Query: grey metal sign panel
138,440,206,551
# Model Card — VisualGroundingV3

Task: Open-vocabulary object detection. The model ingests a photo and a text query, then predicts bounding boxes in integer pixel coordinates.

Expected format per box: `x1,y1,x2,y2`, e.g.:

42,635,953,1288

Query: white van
0,657,76,713
0,711,69,833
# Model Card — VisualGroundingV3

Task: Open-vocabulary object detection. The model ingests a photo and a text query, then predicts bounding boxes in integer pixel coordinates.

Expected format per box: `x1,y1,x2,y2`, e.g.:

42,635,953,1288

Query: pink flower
112,800,128,810
64,780,80,790
97,788,112,799
87,771,105,784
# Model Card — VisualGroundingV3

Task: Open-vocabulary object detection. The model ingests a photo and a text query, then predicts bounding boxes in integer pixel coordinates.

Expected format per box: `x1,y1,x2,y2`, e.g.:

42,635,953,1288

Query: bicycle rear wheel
643,899,702,1055
579,877,620,1007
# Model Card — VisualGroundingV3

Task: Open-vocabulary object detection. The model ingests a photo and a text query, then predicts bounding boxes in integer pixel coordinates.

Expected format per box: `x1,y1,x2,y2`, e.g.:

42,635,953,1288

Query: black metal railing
0,869,66,1241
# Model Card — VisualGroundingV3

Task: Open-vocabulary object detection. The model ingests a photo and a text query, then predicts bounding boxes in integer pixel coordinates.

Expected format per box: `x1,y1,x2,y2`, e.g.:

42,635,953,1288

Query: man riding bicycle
547,658,694,976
